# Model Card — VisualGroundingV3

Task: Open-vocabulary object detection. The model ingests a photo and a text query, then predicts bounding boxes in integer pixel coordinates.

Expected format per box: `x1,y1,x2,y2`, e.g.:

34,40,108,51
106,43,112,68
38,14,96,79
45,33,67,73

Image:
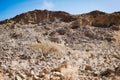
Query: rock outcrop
78,10,120,27
0,10,76,24
1,10,120,28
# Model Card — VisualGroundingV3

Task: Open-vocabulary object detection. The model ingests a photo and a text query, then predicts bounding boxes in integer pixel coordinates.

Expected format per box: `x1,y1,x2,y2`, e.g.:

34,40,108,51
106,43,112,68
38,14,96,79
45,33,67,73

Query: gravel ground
0,19,120,80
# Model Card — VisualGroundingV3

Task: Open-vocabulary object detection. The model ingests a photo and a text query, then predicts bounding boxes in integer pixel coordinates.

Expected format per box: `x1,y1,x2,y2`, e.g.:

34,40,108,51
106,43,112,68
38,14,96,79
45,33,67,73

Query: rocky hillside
79,10,120,28
0,10,120,80
1,10,120,28
0,10,76,24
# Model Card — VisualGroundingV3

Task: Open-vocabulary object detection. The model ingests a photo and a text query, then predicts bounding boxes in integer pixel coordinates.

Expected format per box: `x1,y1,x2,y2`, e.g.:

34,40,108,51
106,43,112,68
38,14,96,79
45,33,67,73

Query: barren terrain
0,10,120,80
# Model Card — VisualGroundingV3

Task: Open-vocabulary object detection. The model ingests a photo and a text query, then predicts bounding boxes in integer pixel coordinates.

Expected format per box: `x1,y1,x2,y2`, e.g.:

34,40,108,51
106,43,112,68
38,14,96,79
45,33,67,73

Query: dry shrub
112,31,120,60
61,65,78,80
112,52,120,60
71,19,81,29
113,31,120,42
31,40,66,54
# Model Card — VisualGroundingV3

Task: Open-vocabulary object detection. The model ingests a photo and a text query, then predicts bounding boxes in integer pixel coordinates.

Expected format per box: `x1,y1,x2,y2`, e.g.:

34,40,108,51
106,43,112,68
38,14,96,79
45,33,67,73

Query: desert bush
111,25,120,31
61,65,78,80
31,40,66,55
112,52,120,60
56,28,66,35
10,32,22,39
71,19,81,29
113,31,120,42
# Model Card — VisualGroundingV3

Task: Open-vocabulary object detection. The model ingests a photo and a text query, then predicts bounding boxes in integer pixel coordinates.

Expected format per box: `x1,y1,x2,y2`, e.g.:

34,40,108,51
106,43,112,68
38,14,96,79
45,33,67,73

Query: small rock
115,66,120,76
50,72,64,80
43,68,51,74
92,72,98,77
100,68,113,77
56,28,66,35
19,54,31,59
39,72,45,78
52,72,64,77
84,65,92,71
51,62,67,72
15,75,22,80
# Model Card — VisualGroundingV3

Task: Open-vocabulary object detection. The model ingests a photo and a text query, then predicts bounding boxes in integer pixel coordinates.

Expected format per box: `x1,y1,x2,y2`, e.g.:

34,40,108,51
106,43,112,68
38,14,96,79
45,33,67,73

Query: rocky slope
80,10,120,28
0,10,120,80
0,10,76,24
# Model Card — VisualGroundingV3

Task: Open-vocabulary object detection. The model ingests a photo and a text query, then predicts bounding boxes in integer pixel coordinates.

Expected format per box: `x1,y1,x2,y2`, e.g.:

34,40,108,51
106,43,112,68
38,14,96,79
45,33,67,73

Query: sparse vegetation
111,25,120,30
61,65,78,80
112,51,120,60
71,19,81,29
114,31,120,42
31,40,66,55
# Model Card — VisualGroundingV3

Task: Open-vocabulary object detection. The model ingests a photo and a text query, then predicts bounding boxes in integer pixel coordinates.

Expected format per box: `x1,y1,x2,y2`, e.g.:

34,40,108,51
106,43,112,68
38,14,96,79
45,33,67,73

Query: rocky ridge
0,10,76,24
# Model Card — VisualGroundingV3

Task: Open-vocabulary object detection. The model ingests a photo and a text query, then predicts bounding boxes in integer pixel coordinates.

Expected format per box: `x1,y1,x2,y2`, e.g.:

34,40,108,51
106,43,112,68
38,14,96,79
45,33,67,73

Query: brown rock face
0,10,76,24
0,10,120,28
79,10,120,27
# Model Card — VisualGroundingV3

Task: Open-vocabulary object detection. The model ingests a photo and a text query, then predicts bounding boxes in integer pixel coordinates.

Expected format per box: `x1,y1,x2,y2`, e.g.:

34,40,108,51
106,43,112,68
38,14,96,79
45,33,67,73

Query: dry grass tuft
113,31,120,42
112,52,120,60
31,40,66,54
61,65,78,80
